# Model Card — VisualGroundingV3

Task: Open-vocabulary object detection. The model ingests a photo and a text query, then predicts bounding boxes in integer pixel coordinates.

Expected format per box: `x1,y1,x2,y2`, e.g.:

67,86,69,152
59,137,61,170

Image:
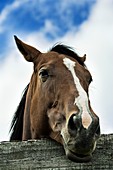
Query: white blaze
63,57,92,129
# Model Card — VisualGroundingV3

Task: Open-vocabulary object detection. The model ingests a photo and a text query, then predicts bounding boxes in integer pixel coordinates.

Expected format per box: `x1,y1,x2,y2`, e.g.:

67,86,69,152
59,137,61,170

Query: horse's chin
65,149,92,163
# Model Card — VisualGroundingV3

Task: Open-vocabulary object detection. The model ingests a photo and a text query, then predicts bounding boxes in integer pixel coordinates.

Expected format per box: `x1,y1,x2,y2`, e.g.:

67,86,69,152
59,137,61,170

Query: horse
10,36,100,162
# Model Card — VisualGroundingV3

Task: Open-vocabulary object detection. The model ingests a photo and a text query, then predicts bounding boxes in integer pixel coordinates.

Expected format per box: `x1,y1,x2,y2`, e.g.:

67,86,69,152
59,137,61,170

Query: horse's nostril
69,114,76,130
68,114,81,135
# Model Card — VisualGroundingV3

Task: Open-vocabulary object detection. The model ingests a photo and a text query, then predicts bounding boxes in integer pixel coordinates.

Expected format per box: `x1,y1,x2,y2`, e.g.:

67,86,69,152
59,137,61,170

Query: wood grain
0,134,113,169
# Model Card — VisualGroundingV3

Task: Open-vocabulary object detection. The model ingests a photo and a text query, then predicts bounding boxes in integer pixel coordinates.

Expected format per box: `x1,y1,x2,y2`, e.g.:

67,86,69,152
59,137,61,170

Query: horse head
12,36,100,162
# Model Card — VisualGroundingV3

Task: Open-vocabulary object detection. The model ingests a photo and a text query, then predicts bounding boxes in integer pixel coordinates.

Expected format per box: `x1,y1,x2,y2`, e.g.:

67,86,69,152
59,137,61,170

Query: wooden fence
0,134,113,169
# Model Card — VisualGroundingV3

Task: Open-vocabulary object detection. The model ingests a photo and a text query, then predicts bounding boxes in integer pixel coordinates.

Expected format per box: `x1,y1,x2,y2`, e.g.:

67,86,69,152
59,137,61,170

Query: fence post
0,134,113,169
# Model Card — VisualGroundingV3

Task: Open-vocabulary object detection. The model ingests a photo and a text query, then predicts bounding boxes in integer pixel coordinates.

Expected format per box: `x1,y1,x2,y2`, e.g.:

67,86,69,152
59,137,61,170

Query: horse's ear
14,35,41,62
80,54,86,63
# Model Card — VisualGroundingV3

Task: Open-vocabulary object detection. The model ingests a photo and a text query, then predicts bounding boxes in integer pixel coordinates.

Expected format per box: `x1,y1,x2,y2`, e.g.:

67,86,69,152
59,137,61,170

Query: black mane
10,84,29,141
51,44,85,66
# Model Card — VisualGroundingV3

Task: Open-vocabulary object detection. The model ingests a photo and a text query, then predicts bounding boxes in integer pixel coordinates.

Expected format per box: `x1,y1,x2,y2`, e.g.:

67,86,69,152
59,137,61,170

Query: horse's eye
39,69,49,82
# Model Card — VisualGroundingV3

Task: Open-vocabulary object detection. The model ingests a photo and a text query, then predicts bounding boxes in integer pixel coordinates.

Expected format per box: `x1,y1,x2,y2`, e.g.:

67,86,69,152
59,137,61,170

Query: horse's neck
22,75,35,140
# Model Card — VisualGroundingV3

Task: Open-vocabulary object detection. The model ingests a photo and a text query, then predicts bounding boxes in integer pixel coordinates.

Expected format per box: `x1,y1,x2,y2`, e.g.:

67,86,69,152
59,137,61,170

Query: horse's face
15,36,100,162
45,54,100,162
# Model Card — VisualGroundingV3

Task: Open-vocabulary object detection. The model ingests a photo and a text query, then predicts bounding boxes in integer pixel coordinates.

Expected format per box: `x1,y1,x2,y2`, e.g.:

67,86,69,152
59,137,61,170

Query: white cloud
0,0,113,141
0,49,33,141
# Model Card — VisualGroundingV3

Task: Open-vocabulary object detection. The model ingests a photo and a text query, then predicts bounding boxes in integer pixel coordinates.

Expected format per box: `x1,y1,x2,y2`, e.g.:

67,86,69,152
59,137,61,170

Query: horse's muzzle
65,149,92,162
63,136,96,162
62,113,100,162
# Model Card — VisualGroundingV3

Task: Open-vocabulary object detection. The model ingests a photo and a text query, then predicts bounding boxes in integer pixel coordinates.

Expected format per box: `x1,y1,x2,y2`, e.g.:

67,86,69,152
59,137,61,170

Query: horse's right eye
39,69,49,82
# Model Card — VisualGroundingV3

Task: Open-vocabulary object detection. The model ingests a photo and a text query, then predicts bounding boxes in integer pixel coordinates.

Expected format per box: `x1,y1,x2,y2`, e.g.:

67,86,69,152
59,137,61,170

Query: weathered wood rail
0,134,113,170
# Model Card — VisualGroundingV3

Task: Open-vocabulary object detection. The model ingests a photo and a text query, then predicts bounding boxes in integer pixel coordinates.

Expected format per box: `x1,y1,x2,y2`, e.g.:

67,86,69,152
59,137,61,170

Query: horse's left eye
39,69,49,82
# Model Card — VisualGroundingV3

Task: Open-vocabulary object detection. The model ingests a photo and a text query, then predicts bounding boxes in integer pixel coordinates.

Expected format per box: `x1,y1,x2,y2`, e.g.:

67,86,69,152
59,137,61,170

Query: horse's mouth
66,149,92,162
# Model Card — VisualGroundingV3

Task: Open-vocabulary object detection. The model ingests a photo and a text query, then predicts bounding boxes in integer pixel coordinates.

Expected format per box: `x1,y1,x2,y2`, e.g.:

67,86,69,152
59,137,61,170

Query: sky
0,0,113,141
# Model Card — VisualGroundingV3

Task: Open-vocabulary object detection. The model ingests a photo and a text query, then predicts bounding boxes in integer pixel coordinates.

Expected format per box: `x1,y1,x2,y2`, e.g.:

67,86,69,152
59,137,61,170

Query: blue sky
0,0,96,56
0,0,113,141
